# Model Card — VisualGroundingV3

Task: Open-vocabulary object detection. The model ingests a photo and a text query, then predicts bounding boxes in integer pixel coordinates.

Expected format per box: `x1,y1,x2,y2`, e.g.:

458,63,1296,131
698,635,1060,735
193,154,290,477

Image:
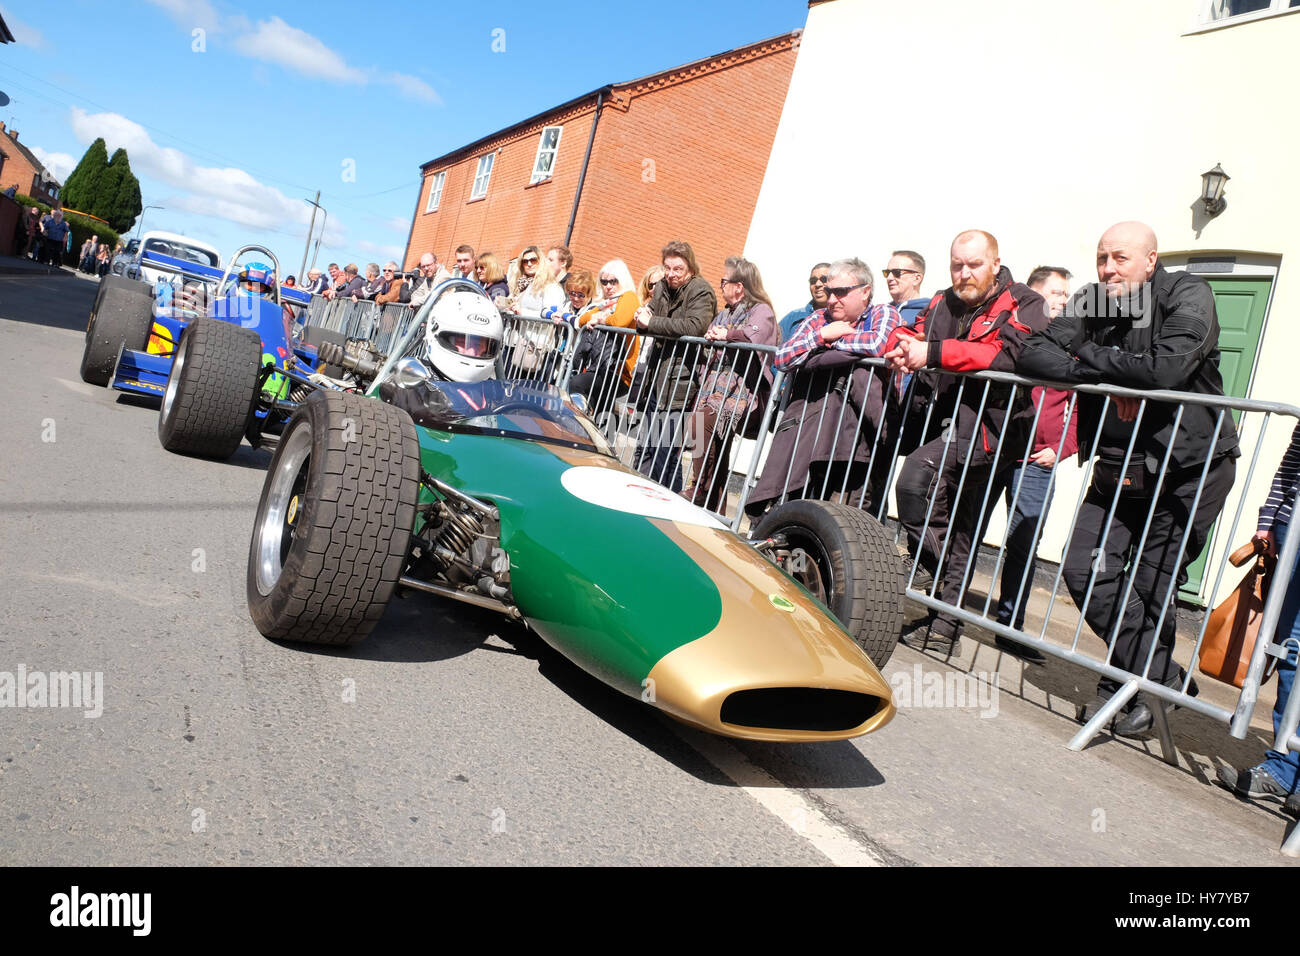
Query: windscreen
143,239,218,268
413,380,612,455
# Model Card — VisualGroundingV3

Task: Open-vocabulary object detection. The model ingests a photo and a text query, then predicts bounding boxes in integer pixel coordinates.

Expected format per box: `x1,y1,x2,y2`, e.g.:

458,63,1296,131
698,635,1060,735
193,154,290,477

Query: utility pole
300,190,321,280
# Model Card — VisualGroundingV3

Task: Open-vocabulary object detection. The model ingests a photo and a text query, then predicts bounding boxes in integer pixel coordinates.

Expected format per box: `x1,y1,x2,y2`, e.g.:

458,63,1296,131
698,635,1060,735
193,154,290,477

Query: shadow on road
0,275,99,334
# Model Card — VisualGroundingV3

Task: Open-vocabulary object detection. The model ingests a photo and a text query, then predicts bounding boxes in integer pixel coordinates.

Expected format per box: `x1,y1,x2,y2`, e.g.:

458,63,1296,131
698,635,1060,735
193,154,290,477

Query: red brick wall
0,126,60,206
574,45,796,285
405,105,597,272
404,36,797,288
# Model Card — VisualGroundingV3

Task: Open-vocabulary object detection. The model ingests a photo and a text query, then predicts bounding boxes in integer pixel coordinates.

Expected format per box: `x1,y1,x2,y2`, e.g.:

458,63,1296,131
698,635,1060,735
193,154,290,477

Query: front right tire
754,500,908,668
158,318,262,458
247,390,420,645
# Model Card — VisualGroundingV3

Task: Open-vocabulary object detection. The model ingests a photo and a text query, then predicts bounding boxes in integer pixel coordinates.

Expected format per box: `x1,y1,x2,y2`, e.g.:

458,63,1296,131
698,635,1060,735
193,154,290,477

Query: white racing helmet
422,288,503,382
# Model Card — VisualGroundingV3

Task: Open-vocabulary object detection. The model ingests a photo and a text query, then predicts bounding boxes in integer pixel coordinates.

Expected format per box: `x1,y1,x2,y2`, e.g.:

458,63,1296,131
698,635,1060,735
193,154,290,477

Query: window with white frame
425,170,446,213
1201,0,1300,25
530,126,562,184
470,153,495,200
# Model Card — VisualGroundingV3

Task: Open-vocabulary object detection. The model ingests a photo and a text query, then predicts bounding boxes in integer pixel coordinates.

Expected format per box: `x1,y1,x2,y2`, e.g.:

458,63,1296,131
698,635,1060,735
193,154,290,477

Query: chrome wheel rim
254,421,312,596
160,332,186,434
778,528,831,604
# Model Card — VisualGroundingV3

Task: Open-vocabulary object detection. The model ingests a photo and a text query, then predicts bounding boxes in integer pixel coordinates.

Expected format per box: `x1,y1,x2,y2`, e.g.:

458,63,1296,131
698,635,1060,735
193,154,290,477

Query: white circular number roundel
559,466,727,529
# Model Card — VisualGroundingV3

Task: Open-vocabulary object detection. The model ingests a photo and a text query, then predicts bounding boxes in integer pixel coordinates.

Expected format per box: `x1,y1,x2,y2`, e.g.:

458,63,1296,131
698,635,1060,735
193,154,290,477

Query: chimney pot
9,130,17,141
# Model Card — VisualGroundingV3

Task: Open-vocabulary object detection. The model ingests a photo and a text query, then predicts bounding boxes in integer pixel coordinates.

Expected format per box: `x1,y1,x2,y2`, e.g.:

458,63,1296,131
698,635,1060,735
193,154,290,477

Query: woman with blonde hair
509,251,566,319
498,246,542,310
568,258,642,407
638,264,664,305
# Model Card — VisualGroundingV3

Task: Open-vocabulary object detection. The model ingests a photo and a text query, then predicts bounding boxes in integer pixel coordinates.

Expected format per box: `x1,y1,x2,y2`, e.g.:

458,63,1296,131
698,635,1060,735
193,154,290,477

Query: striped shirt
1259,420,1300,532
774,304,902,372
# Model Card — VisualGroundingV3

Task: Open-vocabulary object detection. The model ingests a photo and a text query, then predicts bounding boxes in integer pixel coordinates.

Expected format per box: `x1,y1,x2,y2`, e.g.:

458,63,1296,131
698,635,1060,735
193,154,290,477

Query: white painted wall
745,0,1300,603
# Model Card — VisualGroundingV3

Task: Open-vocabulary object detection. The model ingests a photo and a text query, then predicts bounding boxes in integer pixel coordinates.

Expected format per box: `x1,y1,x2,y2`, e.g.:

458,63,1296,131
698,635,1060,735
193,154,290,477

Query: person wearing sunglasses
778,261,832,342
567,259,642,410
884,250,929,326
746,258,902,519
882,229,1052,659
684,257,779,512
376,261,407,304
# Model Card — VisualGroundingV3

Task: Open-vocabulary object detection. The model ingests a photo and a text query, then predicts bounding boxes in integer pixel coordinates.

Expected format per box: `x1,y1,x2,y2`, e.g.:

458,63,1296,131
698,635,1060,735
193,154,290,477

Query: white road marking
683,731,886,867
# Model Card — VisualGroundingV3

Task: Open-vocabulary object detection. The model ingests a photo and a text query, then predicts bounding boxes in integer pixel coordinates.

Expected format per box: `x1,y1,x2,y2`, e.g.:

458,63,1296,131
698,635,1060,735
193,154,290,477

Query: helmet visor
437,330,499,360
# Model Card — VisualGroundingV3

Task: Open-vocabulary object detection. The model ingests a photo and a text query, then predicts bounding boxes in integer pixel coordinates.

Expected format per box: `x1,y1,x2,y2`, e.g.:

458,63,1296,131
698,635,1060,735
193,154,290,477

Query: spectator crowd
363,225,1293,815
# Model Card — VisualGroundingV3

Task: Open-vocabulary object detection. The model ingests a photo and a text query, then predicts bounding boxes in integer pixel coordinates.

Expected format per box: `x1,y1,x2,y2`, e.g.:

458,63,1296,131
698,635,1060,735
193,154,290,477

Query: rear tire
80,275,154,386
247,390,419,645
158,318,262,459
754,500,907,668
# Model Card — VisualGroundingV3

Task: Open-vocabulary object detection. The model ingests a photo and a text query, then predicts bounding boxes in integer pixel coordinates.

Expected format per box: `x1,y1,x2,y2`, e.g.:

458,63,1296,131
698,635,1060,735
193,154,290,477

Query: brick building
0,121,62,206
405,31,799,286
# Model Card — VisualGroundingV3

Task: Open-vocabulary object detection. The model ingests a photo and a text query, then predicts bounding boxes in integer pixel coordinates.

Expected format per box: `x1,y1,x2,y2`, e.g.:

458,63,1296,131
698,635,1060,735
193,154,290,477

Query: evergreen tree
96,148,143,234
62,138,109,213
110,173,143,235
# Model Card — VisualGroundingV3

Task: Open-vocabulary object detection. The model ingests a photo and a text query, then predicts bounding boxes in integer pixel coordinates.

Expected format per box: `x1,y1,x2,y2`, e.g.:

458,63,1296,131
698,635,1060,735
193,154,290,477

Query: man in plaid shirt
746,259,901,517
775,261,902,371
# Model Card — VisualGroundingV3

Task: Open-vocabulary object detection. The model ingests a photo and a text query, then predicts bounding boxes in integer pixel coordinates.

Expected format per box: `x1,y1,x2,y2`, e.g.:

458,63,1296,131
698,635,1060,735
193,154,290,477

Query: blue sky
0,0,804,275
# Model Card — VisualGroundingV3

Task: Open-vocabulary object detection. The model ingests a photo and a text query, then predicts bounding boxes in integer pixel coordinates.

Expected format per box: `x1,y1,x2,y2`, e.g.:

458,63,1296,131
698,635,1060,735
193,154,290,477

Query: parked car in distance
118,231,221,285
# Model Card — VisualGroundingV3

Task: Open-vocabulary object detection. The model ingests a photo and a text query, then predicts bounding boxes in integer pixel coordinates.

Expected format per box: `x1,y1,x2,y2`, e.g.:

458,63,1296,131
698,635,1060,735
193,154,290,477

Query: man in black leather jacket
1018,221,1240,738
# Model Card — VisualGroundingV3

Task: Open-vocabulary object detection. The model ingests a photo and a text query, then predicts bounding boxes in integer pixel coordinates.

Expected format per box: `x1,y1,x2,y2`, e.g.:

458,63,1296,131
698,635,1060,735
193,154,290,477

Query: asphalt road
0,273,1295,866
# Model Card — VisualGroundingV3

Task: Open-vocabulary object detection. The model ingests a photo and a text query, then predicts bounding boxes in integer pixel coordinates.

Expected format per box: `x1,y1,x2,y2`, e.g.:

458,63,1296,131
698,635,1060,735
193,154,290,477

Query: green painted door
1181,275,1271,600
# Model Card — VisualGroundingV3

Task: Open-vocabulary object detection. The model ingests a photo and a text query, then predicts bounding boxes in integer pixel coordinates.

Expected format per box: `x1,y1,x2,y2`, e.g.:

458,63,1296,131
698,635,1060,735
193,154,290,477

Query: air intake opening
720,688,883,733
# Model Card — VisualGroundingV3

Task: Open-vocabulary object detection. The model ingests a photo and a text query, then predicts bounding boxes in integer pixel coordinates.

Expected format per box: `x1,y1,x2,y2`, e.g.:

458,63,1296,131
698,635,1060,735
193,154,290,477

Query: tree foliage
99,148,143,234
62,138,109,213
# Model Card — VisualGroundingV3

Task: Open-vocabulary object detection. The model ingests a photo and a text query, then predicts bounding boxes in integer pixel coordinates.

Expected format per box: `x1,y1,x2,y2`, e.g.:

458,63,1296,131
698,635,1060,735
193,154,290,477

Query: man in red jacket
883,229,1050,656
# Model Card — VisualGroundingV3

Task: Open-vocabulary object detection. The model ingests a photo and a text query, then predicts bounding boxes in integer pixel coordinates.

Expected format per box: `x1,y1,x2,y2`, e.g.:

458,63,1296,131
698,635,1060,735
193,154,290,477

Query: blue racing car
80,244,350,458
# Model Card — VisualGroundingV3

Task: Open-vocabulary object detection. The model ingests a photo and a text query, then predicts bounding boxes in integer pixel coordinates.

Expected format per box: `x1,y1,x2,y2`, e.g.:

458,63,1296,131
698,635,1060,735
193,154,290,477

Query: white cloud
141,0,221,34
384,72,440,105
384,216,409,234
142,4,440,103
233,16,367,84
0,5,47,48
30,147,75,183
69,107,314,237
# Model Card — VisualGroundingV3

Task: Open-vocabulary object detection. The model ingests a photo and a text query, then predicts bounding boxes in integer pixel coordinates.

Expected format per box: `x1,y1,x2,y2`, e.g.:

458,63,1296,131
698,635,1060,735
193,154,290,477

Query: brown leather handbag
1198,540,1278,688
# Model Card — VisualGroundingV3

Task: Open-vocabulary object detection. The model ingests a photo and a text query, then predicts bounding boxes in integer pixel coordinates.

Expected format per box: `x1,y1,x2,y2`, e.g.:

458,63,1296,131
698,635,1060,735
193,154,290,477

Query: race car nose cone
643,524,896,742
647,628,895,742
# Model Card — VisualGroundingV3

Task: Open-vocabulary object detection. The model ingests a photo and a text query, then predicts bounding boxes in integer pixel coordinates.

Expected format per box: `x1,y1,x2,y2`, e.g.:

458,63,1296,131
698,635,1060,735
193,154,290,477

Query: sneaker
901,623,961,656
994,635,1047,664
1216,764,1296,808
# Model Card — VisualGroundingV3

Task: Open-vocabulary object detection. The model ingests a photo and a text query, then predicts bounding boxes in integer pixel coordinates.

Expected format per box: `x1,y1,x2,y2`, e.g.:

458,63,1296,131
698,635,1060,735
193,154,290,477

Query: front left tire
247,390,419,646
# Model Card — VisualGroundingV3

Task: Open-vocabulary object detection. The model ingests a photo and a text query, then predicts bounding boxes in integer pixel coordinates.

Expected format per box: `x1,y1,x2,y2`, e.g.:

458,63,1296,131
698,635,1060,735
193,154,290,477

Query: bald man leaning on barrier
1017,221,1240,739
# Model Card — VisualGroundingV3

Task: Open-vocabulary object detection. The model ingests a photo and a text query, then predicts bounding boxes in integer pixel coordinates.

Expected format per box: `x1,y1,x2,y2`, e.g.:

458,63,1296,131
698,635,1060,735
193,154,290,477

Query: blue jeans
996,462,1054,630
1263,521,1300,794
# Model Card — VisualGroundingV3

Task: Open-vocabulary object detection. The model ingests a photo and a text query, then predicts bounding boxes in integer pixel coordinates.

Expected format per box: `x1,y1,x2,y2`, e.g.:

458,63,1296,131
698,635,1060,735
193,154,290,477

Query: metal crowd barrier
556,327,1299,849
497,314,576,388
299,296,416,358
557,325,779,512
